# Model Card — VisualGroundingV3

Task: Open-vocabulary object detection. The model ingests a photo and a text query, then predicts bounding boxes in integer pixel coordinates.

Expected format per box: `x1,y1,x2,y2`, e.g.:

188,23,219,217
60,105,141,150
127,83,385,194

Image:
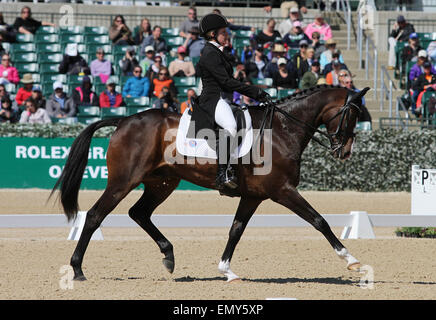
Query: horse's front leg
219,197,262,282
272,184,361,271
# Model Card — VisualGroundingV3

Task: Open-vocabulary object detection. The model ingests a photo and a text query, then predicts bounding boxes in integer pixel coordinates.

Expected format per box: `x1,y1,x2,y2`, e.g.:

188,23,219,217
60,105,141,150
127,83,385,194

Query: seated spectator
182,26,205,59
0,84,10,103
179,6,199,39
31,85,45,109
134,18,152,46
401,33,422,66
300,60,322,90
245,44,268,79
119,46,139,77
151,66,177,98
311,31,326,60
278,6,305,38
409,50,436,85
59,43,90,75
15,73,34,106
412,61,436,115
99,80,124,108
13,6,55,35
109,15,134,46
168,46,195,77
264,43,290,78
0,13,16,43
90,48,112,84
320,39,344,71
140,26,168,57
283,21,310,49
19,97,51,124
0,53,19,85
122,66,150,98
340,76,372,123
325,61,344,86
292,40,310,80
46,81,76,118
256,18,281,47
272,57,297,89
427,40,436,64
139,46,156,77
322,52,348,76
146,55,163,81
180,88,197,114
72,76,99,107
304,14,332,41
0,96,19,123
233,62,249,83
152,86,178,113
388,15,415,70
223,37,240,67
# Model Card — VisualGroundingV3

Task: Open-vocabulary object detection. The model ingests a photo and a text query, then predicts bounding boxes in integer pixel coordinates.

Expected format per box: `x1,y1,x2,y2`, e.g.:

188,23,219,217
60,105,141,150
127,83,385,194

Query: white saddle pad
176,108,253,159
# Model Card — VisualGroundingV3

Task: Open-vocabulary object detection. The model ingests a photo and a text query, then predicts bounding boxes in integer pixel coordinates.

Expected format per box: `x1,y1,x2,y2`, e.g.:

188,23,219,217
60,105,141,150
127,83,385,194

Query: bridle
257,91,362,155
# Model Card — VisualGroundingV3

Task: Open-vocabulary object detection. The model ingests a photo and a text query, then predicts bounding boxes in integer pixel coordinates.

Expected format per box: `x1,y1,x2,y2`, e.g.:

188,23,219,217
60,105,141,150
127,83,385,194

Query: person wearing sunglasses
13,6,55,35
151,66,177,99
0,54,19,85
90,48,112,84
122,66,150,98
109,15,134,46
179,6,199,39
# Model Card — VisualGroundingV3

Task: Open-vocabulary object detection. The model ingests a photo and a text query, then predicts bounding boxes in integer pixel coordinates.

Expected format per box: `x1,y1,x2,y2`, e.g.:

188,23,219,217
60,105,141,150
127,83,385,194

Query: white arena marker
67,211,103,241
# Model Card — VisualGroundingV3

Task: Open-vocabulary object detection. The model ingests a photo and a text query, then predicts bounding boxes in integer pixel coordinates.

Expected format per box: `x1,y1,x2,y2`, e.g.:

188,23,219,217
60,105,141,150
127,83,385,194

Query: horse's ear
348,87,370,103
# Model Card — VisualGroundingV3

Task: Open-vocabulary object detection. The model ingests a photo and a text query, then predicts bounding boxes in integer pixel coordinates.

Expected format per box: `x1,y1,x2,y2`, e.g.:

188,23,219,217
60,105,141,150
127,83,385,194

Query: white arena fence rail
1,212,436,240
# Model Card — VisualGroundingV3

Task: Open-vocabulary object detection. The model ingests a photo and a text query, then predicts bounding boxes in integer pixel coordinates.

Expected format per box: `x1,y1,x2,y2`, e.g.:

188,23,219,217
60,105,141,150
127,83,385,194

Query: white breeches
214,98,237,137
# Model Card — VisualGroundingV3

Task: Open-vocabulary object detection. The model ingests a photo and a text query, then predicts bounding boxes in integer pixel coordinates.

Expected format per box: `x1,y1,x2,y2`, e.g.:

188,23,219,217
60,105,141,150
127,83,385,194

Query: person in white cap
139,45,156,77
409,50,436,85
168,46,195,77
59,43,90,75
45,81,76,118
272,57,297,89
283,20,311,49
278,6,305,37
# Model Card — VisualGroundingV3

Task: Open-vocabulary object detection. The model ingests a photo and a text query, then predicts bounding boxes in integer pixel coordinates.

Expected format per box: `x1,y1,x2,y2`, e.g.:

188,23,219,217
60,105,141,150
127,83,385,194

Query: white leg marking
335,248,360,267
218,260,240,282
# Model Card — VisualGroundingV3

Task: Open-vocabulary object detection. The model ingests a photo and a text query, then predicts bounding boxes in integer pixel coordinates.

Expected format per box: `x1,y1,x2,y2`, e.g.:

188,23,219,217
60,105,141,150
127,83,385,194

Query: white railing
380,65,395,115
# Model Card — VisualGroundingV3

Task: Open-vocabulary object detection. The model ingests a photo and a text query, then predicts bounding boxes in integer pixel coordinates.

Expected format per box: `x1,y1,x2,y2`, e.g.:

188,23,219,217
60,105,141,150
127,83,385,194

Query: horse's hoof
347,262,361,271
228,278,242,283
162,258,175,274
74,275,87,281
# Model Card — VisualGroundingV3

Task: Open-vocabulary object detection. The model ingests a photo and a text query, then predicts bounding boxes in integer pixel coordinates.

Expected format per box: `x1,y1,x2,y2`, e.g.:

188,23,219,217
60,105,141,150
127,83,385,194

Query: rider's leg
214,99,238,189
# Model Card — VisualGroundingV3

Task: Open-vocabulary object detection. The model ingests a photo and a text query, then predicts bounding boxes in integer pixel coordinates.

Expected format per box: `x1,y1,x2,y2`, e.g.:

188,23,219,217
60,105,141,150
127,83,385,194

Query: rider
192,13,272,190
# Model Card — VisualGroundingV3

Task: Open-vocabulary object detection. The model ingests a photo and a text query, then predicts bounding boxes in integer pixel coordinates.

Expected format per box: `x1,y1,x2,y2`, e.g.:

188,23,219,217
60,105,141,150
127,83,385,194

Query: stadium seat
16,34,34,43
78,116,101,124
35,34,59,44
162,28,179,37
78,106,101,117
233,30,254,38
278,89,296,99
232,38,251,48
174,76,196,87
264,88,278,98
85,35,110,45
252,78,273,87
59,26,84,35
36,43,62,54
12,52,37,63
39,63,60,74
84,26,108,35
15,62,39,74
127,106,152,116
38,53,63,64
112,45,130,56
124,96,150,107
166,37,184,48
41,74,67,84
11,43,36,53
60,34,85,45
101,107,127,118
51,117,78,124
356,121,372,131
4,83,16,94
36,26,57,34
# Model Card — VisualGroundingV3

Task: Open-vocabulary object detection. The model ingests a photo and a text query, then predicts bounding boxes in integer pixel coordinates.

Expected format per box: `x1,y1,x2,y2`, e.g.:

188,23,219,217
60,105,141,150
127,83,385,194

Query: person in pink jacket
0,54,19,85
304,14,332,42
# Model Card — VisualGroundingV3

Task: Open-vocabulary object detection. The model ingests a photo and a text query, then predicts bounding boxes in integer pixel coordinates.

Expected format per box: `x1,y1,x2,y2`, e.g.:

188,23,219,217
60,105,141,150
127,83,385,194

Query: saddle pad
176,108,253,159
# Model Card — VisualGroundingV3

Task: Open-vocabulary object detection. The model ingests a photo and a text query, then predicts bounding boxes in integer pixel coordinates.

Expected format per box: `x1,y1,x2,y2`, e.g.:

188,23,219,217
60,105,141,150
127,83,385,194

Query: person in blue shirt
122,66,150,98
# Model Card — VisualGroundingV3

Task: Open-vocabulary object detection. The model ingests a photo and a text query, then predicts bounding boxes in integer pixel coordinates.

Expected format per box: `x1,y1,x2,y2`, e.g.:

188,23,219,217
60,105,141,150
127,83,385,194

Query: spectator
0,84,9,104
31,85,45,109
46,81,76,118
245,44,268,79
273,57,297,89
119,46,139,77
122,66,150,98
13,6,55,35
401,33,422,66
151,66,177,98
311,31,326,60
0,96,19,123
0,13,16,43
139,46,155,77
319,39,344,71
72,76,99,107
427,40,436,64
300,60,322,89
19,97,51,124
180,88,197,114
339,76,372,124
304,13,332,41
152,86,178,113
90,47,112,84
264,43,289,78
322,52,348,76
134,18,152,46
409,50,436,84
325,61,344,85
233,62,248,83
59,43,90,75
141,26,168,57
100,80,124,108
109,15,134,46
182,26,205,59
278,1,308,18
412,61,436,115
222,37,240,67
179,7,199,39
283,21,311,49
387,15,415,70
292,39,310,79
278,6,305,38
168,46,195,77
145,55,163,81
256,18,281,47
15,73,33,106
212,9,255,33
0,53,19,85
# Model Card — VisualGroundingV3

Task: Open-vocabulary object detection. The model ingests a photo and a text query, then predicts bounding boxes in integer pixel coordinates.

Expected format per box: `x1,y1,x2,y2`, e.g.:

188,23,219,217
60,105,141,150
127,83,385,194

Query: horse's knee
313,216,329,232
229,220,244,239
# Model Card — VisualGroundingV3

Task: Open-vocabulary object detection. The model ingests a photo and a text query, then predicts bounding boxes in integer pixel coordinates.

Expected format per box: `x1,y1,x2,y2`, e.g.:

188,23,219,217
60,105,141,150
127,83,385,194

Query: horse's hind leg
128,177,180,274
71,184,134,281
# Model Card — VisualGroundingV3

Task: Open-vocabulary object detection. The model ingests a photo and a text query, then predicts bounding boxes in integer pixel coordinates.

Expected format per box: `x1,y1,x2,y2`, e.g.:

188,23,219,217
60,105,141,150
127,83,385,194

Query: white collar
209,41,223,51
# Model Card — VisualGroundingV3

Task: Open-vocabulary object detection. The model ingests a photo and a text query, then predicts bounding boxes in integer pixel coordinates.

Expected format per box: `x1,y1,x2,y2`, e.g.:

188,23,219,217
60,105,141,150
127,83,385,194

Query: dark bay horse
51,85,370,282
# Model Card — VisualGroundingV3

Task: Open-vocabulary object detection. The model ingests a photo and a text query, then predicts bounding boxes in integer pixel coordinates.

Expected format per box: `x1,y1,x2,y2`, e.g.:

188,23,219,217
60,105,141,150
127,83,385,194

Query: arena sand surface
1,189,435,300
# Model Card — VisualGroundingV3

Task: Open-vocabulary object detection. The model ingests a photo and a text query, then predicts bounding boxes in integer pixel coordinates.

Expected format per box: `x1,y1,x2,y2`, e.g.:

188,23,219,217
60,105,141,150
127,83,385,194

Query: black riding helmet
199,13,229,37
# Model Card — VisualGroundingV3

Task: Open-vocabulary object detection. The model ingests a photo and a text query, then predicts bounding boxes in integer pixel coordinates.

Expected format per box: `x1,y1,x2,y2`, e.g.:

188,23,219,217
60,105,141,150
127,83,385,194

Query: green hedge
1,124,435,192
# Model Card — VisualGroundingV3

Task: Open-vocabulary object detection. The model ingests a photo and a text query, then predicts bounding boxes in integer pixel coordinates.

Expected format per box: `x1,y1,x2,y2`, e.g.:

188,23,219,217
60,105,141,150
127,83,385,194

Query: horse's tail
49,118,121,222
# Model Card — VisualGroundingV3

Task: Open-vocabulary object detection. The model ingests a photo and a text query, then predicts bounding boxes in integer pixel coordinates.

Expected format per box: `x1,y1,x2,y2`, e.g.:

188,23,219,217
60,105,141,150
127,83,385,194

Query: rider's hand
258,90,273,104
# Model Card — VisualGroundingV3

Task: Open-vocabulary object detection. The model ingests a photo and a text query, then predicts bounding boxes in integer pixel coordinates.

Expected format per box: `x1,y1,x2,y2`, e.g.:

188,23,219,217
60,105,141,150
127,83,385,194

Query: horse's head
321,87,370,160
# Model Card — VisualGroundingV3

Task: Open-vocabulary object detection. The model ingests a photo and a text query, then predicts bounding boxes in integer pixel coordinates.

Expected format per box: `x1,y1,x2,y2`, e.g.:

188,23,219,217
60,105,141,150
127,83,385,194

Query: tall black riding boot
215,129,238,190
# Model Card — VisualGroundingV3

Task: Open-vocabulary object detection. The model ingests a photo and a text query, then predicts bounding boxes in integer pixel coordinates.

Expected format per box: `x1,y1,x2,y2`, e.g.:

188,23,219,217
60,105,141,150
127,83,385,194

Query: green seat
36,26,57,34
36,43,62,54
78,106,101,117
16,34,34,43
252,78,273,87
233,30,254,38
288,48,299,58
4,83,16,94
233,38,251,48
112,45,130,56
124,96,150,107
39,63,60,74
78,116,101,124
51,117,78,124
59,26,84,35
355,121,372,131
166,37,184,48
38,53,63,64
35,34,59,44
127,106,152,115
174,76,196,87
84,26,108,35
101,107,127,118
278,89,296,99
41,74,67,84
15,62,39,74
60,43,87,55
162,28,179,37
264,88,278,98
85,35,110,45
177,87,193,97
60,34,85,44
11,43,36,53
13,52,37,63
